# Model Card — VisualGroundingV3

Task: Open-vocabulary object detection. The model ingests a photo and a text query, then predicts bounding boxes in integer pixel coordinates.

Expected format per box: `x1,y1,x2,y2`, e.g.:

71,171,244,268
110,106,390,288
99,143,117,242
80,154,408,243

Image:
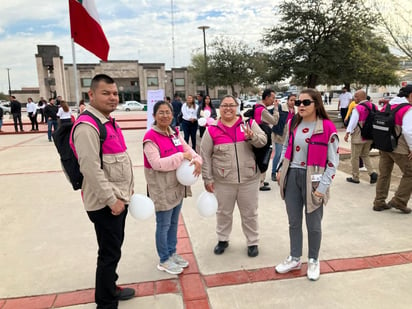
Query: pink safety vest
207,118,249,145
253,104,265,125
70,114,127,158
285,119,337,168
356,101,376,123
143,128,184,168
390,104,412,126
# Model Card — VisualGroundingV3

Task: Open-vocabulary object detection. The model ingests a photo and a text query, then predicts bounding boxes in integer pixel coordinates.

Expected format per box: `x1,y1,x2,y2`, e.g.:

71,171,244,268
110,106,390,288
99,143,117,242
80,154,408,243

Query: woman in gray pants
275,88,339,281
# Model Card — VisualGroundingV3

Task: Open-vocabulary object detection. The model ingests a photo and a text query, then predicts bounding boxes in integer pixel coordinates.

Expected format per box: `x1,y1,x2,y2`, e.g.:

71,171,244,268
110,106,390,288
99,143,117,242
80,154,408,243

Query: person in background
275,88,339,281
10,95,24,133
71,74,135,307
57,100,73,125
197,94,217,138
44,98,58,141
0,104,3,132
271,94,296,181
37,97,47,123
143,100,202,275
171,94,182,128
181,95,199,150
78,99,86,114
338,87,352,127
26,97,38,131
200,95,267,258
373,85,412,214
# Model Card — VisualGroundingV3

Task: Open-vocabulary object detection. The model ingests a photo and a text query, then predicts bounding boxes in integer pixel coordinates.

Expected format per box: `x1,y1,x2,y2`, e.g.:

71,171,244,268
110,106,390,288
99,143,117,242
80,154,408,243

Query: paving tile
177,237,192,254
3,295,55,309
327,257,371,272
177,224,189,238
136,282,155,297
53,289,94,307
365,253,409,268
399,251,412,262
247,267,278,282
204,270,249,287
185,298,210,309
180,253,199,275
180,274,207,301
155,279,179,294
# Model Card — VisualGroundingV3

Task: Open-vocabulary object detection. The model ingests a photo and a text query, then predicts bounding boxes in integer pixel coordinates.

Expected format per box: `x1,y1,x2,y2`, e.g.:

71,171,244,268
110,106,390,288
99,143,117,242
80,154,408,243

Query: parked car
243,98,259,108
378,96,394,107
211,99,221,108
0,103,11,115
117,101,144,111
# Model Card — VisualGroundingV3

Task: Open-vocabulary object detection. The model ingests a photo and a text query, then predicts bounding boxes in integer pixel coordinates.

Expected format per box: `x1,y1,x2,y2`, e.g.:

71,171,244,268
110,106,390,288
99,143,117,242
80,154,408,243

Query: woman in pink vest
275,88,339,281
143,101,202,275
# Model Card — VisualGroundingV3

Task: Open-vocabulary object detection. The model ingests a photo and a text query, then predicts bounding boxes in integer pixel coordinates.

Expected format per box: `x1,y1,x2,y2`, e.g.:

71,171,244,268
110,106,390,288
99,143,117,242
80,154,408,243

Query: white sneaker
275,256,301,274
307,258,320,281
170,253,189,268
157,258,183,275
359,167,368,172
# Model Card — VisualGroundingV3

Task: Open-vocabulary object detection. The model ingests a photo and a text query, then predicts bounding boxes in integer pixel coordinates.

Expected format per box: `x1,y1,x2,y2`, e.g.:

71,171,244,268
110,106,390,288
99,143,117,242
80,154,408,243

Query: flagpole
71,38,80,108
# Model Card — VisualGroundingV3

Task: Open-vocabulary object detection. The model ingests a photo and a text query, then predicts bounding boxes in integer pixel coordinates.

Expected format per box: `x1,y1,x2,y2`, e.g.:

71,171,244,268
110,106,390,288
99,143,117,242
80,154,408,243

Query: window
130,80,138,86
147,77,158,86
174,78,185,86
81,78,92,87
175,91,186,100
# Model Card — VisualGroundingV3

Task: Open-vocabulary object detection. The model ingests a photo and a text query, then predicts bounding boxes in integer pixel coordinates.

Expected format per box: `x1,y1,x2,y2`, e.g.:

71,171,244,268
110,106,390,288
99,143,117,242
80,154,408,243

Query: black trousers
29,113,38,130
12,113,23,131
87,206,128,309
181,119,198,150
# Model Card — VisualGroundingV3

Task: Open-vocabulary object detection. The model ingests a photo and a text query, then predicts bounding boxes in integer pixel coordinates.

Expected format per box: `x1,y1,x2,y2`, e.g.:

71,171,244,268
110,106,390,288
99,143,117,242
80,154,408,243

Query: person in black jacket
10,96,24,132
44,98,58,141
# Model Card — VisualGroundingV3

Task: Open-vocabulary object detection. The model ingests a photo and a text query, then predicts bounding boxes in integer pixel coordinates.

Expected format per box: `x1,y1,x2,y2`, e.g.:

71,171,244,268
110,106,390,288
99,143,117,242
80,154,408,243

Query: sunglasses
294,99,315,107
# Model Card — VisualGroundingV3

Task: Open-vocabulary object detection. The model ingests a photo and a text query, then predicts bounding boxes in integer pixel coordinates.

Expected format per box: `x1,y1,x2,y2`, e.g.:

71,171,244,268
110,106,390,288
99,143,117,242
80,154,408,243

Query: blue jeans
47,119,58,140
271,142,283,174
155,201,182,263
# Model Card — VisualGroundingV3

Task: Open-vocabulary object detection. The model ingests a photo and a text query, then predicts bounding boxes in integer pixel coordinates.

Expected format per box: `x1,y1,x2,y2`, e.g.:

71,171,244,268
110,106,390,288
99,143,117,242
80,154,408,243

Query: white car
117,101,144,111
243,98,259,108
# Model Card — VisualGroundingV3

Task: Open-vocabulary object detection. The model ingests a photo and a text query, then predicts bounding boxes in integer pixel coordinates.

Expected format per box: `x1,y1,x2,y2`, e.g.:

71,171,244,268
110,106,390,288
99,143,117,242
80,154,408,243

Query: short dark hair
398,85,412,98
262,89,275,100
91,74,115,90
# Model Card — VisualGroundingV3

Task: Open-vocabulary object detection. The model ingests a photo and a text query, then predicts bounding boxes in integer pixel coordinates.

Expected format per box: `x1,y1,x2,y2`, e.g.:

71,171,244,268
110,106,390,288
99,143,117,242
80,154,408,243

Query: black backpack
372,103,410,152
244,105,273,173
52,111,107,190
357,102,377,140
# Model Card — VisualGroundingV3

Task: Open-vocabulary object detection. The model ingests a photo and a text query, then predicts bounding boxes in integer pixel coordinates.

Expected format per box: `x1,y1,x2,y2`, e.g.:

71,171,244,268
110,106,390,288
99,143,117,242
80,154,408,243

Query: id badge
311,174,322,182
172,137,182,146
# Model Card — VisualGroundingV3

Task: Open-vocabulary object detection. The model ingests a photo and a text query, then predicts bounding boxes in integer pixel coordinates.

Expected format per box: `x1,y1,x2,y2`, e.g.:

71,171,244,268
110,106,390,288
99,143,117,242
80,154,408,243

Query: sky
0,0,281,94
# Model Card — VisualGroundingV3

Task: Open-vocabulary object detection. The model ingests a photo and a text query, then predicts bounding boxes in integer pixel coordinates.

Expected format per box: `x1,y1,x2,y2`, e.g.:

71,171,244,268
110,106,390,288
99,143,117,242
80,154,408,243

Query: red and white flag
69,0,110,61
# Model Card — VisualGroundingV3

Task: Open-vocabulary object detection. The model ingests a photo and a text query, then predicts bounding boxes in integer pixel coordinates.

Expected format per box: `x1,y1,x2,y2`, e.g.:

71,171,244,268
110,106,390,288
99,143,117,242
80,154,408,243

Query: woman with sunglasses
275,88,339,281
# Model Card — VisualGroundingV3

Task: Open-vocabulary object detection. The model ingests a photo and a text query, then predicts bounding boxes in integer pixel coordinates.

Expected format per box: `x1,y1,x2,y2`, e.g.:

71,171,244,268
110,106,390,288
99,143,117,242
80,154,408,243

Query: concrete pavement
0,108,411,309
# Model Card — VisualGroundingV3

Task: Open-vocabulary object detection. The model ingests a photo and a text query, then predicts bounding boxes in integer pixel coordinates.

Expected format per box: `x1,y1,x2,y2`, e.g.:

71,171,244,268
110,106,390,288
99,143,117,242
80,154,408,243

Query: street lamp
6,68,11,96
198,25,210,96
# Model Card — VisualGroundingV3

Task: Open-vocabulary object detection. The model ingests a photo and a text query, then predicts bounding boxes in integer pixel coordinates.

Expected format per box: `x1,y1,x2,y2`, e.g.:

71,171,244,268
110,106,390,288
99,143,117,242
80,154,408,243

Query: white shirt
26,102,37,114
339,92,352,108
57,107,72,119
181,103,198,121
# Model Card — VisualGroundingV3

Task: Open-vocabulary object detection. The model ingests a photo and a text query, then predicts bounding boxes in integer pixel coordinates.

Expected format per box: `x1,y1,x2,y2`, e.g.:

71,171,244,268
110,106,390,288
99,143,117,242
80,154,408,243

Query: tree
189,37,258,94
262,0,398,88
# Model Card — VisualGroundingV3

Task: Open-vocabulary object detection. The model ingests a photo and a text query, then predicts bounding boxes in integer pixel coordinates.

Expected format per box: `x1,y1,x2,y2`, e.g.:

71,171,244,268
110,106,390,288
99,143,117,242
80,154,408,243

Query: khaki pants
214,179,260,246
374,151,412,208
351,141,375,181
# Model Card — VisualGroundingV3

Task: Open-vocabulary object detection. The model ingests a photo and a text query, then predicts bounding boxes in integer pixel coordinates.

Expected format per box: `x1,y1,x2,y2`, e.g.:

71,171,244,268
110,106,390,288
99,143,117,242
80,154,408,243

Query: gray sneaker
171,253,189,268
157,258,183,275
275,256,302,273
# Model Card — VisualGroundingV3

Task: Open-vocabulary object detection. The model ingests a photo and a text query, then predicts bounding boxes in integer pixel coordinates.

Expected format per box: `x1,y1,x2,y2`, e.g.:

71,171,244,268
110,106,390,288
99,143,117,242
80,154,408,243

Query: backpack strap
357,102,375,130
73,110,108,169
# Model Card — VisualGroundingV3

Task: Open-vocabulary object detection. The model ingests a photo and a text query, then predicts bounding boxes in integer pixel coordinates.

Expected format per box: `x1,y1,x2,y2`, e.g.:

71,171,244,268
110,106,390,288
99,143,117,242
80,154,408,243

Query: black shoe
259,185,271,191
373,203,391,211
116,286,135,301
388,202,412,214
263,181,269,186
346,177,360,184
247,245,259,257
271,173,276,181
214,241,229,255
370,172,378,184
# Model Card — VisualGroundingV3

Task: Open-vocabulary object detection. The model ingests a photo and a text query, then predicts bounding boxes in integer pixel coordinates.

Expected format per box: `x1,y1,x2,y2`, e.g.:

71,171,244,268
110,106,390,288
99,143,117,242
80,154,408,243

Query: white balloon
203,110,211,118
129,194,155,220
196,191,218,217
176,160,198,186
198,117,207,127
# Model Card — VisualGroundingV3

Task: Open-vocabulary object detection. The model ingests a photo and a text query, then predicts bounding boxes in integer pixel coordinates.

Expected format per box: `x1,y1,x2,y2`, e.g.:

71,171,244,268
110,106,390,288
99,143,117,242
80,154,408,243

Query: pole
71,39,80,108
198,26,210,96
6,68,11,96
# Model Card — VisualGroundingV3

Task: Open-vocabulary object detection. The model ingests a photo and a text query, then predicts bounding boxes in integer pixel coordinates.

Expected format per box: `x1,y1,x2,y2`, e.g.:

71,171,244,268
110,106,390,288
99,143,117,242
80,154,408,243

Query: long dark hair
292,88,329,130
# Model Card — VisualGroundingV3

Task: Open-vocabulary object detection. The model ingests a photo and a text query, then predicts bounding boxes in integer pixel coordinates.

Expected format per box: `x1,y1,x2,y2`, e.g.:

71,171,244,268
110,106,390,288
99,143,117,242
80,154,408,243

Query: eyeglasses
220,104,238,109
157,111,172,116
294,99,314,107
